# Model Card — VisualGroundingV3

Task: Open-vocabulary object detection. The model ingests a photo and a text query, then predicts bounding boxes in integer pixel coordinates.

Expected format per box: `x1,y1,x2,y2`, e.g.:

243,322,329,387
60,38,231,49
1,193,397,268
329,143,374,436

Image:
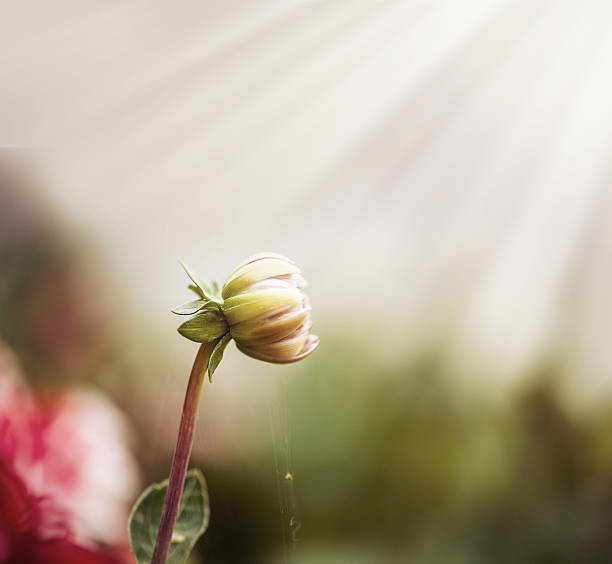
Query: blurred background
3,1,612,562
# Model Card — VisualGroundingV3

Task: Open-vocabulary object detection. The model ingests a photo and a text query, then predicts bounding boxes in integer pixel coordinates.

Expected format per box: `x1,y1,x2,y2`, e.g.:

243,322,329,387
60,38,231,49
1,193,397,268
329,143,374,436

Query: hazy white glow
2,1,612,396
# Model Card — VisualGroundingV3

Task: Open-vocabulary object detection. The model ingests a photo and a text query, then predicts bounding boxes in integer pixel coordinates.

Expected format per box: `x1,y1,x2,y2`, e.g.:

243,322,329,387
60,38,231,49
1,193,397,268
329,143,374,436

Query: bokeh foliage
195,334,612,563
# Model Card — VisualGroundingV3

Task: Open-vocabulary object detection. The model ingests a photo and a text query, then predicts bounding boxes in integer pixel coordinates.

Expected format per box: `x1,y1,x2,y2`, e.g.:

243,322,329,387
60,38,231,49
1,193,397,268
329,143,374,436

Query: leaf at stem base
128,469,210,564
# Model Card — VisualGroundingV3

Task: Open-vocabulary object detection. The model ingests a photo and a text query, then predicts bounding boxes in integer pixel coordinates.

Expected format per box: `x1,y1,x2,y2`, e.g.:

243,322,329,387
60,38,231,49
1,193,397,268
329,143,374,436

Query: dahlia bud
221,253,319,363
173,253,318,374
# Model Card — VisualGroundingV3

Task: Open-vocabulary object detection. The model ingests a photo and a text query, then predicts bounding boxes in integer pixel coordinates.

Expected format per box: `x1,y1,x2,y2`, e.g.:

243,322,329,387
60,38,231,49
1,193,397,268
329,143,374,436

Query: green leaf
177,310,228,343
187,284,205,299
128,469,210,564
208,333,232,382
210,280,220,296
172,298,212,316
179,261,221,304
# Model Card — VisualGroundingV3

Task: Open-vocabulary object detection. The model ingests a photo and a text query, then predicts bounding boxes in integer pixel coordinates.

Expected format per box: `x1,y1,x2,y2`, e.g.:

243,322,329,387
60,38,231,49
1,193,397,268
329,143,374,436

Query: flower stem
151,341,217,564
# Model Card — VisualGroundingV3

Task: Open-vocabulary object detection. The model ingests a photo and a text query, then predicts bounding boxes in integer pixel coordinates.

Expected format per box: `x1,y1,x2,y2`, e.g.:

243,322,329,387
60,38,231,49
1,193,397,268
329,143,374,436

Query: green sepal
179,260,222,304
128,469,210,564
208,333,232,382
177,310,228,343
172,298,212,316
187,284,205,299
210,280,220,296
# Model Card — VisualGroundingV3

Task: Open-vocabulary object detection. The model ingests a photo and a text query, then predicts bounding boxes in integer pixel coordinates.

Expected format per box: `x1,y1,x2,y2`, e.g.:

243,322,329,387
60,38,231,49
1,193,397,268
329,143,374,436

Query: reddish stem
151,341,216,564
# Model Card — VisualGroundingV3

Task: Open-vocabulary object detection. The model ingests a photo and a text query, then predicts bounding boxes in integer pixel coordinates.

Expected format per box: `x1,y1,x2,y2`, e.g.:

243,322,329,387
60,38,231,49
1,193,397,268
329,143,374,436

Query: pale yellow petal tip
236,334,319,364
303,334,320,353
241,252,297,265
296,334,319,360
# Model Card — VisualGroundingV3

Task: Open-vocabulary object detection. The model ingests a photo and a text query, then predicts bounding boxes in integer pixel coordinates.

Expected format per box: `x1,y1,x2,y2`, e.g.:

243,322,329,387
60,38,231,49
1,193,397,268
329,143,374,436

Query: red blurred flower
0,462,118,563
0,343,138,563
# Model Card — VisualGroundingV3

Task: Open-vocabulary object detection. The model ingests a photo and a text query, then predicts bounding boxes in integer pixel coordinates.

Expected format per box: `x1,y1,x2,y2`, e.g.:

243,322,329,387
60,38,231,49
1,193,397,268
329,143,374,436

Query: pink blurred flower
0,342,139,562
0,461,119,563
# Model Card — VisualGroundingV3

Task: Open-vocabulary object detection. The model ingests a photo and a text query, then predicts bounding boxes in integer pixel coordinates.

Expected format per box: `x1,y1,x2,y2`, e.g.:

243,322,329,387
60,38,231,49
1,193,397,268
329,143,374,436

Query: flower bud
221,253,319,364
174,253,318,372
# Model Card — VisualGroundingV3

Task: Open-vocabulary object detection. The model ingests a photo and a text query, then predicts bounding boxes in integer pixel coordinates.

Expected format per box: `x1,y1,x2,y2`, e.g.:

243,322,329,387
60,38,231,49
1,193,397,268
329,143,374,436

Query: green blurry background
3,2,612,562
3,155,612,563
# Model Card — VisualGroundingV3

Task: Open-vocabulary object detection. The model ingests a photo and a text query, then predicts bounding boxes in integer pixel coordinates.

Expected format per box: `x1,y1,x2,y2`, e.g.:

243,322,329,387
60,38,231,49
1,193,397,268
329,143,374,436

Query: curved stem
151,341,217,564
